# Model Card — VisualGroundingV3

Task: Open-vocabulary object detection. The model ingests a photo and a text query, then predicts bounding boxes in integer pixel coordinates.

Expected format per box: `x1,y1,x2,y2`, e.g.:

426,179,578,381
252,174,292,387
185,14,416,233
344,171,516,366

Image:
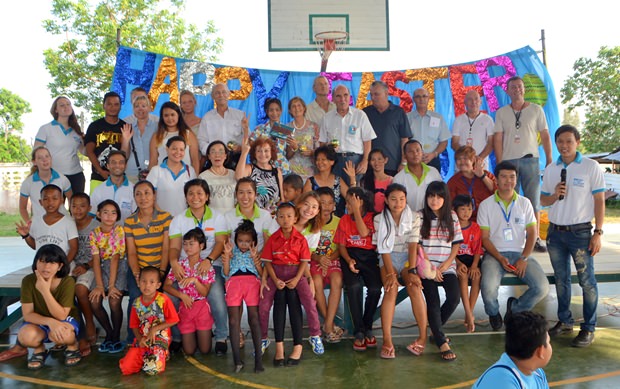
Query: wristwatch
593,229,603,236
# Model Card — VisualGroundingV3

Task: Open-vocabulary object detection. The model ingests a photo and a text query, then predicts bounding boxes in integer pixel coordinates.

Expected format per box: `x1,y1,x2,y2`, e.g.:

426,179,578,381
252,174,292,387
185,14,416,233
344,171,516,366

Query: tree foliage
561,46,620,153
0,134,32,164
0,88,31,135
43,0,223,116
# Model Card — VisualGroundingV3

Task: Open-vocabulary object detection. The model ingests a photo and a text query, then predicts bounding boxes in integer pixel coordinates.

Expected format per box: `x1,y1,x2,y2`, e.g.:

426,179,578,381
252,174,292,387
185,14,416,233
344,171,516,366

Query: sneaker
215,341,228,356
571,330,594,347
548,322,574,337
309,335,324,355
489,314,503,331
261,338,270,356
504,297,517,323
534,238,547,253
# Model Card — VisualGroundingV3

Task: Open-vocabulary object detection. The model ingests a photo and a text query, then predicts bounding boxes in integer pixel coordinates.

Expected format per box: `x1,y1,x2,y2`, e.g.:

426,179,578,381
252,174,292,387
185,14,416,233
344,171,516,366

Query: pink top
374,177,393,212
167,257,215,301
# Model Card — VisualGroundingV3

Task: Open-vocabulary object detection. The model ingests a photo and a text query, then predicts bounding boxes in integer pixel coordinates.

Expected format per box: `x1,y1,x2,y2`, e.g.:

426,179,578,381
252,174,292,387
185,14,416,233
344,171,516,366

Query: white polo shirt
541,152,605,226
319,107,376,154
451,112,494,155
392,164,442,212
224,204,275,252
169,206,228,265
35,121,84,175
477,191,537,252
20,170,71,219
146,161,196,217
197,107,245,155
90,176,135,222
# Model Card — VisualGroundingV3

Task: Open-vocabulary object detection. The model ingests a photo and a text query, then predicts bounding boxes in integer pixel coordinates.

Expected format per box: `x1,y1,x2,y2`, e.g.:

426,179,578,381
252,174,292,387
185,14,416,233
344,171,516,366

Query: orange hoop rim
314,30,348,42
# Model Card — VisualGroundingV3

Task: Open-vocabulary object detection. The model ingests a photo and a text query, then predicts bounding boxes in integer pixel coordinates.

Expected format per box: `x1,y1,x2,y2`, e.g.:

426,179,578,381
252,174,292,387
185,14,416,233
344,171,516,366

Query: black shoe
286,357,301,366
504,297,517,323
571,330,594,347
254,364,265,373
273,357,285,367
549,322,574,337
215,341,228,356
534,238,547,253
489,314,503,331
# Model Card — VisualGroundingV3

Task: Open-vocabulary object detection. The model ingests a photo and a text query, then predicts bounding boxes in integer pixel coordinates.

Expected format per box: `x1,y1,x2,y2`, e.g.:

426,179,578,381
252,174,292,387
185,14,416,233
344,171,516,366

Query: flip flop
380,345,395,359
28,349,50,370
440,349,457,362
406,341,425,356
0,346,28,362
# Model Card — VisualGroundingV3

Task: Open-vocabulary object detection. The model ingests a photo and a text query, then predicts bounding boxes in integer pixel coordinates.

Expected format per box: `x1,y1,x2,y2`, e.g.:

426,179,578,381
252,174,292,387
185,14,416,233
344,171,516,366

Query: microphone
559,168,567,200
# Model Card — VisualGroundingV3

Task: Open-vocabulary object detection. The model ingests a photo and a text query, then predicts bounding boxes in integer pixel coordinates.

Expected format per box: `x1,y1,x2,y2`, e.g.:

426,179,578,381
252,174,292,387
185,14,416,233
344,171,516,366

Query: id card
503,228,514,242
514,134,521,144
429,117,440,128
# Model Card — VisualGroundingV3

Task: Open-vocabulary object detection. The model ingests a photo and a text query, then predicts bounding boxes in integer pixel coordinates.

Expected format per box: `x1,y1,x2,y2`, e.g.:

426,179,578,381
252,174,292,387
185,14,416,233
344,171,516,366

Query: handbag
415,246,436,279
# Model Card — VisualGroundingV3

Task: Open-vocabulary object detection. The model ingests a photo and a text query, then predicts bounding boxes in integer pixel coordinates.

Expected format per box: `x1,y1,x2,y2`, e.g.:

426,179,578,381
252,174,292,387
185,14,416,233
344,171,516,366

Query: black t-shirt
84,117,126,181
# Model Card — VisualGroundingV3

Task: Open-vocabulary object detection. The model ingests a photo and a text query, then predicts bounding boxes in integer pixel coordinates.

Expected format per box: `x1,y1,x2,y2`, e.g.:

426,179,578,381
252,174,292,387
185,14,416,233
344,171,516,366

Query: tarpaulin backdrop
112,45,560,176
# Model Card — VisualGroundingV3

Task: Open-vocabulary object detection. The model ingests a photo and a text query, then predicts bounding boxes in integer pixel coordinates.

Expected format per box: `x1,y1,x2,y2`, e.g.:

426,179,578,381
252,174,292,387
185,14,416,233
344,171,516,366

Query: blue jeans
125,271,141,344
505,157,540,212
335,153,363,187
209,265,229,342
547,226,598,332
481,251,549,317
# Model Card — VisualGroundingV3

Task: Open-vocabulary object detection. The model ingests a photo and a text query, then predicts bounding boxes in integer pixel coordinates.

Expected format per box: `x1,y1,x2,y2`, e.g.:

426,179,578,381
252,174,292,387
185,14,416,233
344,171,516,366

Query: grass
0,212,23,237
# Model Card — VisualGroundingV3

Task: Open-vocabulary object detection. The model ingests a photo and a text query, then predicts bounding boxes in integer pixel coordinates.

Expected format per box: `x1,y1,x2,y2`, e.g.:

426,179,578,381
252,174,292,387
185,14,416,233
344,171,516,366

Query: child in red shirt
260,202,311,366
453,195,483,333
335,187,382,351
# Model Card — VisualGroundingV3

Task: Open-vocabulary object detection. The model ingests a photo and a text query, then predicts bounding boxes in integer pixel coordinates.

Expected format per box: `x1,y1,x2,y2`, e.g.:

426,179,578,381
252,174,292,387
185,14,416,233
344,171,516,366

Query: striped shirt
124,208,173,268
418,211,463,275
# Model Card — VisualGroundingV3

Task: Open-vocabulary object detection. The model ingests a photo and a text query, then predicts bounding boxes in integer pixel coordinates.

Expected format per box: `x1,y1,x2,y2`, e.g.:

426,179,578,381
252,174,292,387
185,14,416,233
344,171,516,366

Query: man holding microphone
541,125,605,348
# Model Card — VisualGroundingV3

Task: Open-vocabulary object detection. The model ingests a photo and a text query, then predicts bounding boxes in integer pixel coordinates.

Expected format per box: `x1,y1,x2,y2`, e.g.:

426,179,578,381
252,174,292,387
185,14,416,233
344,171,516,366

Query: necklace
293,118,307,130
210,167,228,176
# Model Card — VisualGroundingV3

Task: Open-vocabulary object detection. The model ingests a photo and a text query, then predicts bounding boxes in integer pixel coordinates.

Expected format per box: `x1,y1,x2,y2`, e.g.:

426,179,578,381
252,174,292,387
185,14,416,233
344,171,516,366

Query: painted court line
0,371,109,389
185,355,283,389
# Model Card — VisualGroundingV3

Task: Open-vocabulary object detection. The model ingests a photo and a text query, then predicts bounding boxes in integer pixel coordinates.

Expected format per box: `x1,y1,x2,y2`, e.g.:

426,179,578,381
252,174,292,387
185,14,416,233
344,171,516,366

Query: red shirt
447,171,496,222
334,212,376,250
262,228,311,266
457,221,484,257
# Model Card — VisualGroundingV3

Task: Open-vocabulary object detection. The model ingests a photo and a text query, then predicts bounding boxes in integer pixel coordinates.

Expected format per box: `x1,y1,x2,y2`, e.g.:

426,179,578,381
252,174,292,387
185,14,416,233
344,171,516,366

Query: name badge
573,178,585,188
121,201,132,210
503,228,514,242
348,125,358,135
429,117,440,128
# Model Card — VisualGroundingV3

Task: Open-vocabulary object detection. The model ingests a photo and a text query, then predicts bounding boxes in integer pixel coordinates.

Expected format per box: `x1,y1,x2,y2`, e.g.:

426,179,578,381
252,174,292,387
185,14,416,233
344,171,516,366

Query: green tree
561,46,620,152
43,0,223,115
0,88,32,162
561,108,581,128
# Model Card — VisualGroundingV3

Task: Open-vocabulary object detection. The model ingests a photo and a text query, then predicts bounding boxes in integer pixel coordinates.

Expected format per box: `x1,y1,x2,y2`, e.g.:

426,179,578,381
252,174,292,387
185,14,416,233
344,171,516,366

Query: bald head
464,90,481,116
313,76,330,97
333,85,351,114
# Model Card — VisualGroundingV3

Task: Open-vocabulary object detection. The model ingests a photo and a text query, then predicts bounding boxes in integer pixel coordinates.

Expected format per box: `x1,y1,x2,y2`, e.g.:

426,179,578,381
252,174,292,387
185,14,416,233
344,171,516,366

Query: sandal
440,349,457,362
325,330,341,344
108,341,125,354
353,338,366,351
380,345,395,359
28,349,50,370
64,348,82,366
0,346,28,362
364,336,377,348
50,343,67,352
406,341,425,356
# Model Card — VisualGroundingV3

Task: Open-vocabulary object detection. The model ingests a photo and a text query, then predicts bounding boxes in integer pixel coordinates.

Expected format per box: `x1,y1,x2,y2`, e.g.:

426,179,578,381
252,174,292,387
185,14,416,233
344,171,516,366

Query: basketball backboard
268,0,390,51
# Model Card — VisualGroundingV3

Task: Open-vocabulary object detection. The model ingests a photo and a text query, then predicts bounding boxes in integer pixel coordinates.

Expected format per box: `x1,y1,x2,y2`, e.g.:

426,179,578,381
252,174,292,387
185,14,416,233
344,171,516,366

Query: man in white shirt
477,161,549,331
541,125,604,347
407,88,451,173
494,76,553,253
197,83,249,168
319,85,376,185
451,90,494,167
306,75,336,125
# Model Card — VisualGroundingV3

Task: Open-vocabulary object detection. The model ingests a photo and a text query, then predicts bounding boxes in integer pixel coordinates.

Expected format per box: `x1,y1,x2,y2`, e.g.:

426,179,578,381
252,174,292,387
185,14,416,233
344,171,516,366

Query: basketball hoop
314,31,348,72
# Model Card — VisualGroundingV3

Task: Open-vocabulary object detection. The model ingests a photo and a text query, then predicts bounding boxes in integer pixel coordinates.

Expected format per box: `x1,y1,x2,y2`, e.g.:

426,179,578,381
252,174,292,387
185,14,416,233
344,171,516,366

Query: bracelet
207,256,214,263
21,233,30,240
408,267,418,275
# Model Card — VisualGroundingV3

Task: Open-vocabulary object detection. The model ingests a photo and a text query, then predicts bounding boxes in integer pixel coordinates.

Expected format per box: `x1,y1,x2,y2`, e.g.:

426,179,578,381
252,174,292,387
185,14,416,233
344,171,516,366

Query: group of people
1,74,604,385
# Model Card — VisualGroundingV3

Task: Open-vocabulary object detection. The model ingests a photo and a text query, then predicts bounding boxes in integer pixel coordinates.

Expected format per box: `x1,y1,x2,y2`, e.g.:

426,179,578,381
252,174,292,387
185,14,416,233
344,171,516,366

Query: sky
1,0,618,144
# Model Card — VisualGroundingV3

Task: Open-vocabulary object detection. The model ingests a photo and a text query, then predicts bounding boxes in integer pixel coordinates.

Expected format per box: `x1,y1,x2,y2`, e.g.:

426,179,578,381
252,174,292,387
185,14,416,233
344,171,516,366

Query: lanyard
461,176,476,210
498,200,515,226
191,206,207,229
467,113,480,138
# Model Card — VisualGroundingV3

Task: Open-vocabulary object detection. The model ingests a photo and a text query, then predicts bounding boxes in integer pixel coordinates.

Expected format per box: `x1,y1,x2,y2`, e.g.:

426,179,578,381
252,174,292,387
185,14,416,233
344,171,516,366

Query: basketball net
314,31,348,72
